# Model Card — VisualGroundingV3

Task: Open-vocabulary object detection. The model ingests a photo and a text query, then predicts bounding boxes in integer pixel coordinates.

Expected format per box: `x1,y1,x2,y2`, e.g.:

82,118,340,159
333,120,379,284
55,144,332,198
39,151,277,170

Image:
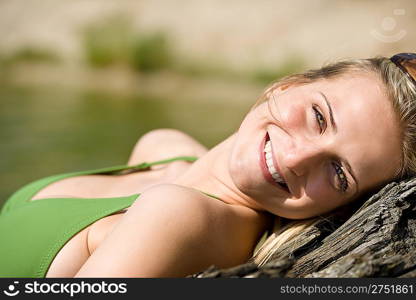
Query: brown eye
333,162,349,193
313,105,326,133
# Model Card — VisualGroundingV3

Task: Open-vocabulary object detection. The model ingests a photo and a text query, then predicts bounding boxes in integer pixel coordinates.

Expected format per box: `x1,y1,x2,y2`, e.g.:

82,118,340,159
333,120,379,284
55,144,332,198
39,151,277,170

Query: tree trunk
192,178,416,278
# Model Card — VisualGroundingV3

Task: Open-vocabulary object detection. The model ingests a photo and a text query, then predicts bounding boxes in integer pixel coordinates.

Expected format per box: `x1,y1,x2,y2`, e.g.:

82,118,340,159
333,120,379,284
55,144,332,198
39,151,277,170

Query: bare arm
74,184,256,277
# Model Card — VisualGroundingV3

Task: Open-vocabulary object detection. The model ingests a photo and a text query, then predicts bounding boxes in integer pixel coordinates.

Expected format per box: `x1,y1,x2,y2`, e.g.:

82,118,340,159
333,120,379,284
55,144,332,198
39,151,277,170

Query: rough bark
192,178,416,278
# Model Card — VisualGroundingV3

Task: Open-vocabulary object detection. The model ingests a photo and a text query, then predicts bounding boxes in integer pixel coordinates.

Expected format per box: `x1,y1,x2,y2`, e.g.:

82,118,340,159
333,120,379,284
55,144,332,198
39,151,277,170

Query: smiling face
229,72,403,219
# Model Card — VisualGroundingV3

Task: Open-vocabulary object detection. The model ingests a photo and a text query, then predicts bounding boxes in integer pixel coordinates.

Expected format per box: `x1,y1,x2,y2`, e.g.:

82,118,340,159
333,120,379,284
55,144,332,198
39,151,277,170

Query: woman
1,53,415,278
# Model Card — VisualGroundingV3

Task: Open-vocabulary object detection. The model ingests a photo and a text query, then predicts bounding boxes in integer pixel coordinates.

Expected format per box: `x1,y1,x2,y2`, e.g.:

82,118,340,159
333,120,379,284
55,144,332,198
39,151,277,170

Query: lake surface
0,84,250,207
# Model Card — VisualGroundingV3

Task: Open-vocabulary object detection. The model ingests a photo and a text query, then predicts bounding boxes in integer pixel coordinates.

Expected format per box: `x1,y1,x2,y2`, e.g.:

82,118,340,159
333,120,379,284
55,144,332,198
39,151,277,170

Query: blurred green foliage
82,16,134,67
0,47,60,65
82,15,171,72
1,14,307,85
130,33,171,72
80,14,306,80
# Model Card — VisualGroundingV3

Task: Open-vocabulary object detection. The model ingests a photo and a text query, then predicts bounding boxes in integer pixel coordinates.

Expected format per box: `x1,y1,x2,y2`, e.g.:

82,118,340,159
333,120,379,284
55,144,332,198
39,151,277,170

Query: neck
174,133,264,211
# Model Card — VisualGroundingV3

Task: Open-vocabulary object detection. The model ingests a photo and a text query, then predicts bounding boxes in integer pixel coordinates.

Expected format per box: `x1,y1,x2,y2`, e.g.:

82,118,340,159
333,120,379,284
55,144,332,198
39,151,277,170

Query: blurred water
0,84,250,207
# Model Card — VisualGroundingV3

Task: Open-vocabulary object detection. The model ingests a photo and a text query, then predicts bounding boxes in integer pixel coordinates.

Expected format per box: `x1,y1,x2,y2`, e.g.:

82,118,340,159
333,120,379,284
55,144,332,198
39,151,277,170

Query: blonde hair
252,56,416,266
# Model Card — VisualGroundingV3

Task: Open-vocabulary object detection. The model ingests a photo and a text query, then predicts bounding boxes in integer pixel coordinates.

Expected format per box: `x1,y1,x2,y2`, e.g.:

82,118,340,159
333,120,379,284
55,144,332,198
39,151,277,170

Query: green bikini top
0,156,222,278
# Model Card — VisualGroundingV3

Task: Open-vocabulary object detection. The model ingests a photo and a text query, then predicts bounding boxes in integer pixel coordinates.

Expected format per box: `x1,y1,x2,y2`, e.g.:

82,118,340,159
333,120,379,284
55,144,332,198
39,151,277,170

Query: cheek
304,176,340,209
279,101,306,130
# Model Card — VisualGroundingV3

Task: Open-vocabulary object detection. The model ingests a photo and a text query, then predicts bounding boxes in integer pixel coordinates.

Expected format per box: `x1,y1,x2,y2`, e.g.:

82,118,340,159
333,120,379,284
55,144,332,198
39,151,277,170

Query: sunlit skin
177,72,403,219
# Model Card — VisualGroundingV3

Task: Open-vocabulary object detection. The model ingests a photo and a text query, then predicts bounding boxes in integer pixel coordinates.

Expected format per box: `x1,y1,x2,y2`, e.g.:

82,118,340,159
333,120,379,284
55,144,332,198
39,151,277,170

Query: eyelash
333,162,349,193
312,105,326,133
312,105,349,193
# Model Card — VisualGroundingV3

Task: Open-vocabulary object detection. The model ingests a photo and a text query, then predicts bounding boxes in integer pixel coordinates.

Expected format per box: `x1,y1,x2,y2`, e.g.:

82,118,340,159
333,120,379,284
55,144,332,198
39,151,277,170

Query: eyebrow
319,91,337,133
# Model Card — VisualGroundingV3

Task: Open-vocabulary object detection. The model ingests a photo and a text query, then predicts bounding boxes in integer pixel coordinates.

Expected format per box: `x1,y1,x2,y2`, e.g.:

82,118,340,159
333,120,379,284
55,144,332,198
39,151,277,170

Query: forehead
304,73,402,192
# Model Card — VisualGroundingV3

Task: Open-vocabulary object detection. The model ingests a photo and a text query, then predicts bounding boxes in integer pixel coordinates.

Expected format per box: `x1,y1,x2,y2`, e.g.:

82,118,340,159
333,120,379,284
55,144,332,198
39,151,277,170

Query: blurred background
1,0,415,206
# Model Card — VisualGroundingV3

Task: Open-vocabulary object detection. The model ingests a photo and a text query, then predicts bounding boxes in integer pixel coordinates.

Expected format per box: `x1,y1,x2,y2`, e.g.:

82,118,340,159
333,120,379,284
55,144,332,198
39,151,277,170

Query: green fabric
0,156,198,278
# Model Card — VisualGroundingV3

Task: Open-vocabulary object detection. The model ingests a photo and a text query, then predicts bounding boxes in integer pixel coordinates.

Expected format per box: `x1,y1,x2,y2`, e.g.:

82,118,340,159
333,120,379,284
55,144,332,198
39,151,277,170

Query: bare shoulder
76,184,267,277
128,184,218,224
128,184,237,234
129,184,268,268
127,129,208,165
133,183,264,227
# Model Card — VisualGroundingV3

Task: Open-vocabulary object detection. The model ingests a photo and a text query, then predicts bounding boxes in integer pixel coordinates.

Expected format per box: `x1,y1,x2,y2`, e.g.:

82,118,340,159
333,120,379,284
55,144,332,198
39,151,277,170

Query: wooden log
192,178,416,278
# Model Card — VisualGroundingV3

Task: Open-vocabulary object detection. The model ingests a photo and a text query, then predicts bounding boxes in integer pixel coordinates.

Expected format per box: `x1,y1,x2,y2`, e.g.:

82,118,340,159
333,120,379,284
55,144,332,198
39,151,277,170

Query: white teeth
267,160,276,174
264,142,271,151
264,140,286,185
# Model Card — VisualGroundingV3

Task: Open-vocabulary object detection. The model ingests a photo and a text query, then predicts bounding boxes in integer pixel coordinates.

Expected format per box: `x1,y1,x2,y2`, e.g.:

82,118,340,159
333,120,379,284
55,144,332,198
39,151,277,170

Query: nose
283,141,326,177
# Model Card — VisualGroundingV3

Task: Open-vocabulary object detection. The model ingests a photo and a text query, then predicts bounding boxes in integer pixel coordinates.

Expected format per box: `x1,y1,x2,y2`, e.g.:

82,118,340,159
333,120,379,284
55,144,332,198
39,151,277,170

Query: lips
259,132,290,193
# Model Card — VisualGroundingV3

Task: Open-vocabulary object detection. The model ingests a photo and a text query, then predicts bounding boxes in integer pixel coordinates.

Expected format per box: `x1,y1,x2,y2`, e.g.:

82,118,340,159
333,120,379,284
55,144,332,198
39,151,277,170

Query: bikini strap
98,156,198,174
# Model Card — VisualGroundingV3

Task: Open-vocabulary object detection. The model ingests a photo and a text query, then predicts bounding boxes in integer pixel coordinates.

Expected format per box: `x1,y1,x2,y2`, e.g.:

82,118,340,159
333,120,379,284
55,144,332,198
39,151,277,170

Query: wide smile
259,132,290,194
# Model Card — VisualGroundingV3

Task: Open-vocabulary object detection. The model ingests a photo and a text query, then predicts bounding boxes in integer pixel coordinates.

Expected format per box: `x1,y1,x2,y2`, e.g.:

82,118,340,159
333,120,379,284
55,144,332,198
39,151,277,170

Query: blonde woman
0,53,415,278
